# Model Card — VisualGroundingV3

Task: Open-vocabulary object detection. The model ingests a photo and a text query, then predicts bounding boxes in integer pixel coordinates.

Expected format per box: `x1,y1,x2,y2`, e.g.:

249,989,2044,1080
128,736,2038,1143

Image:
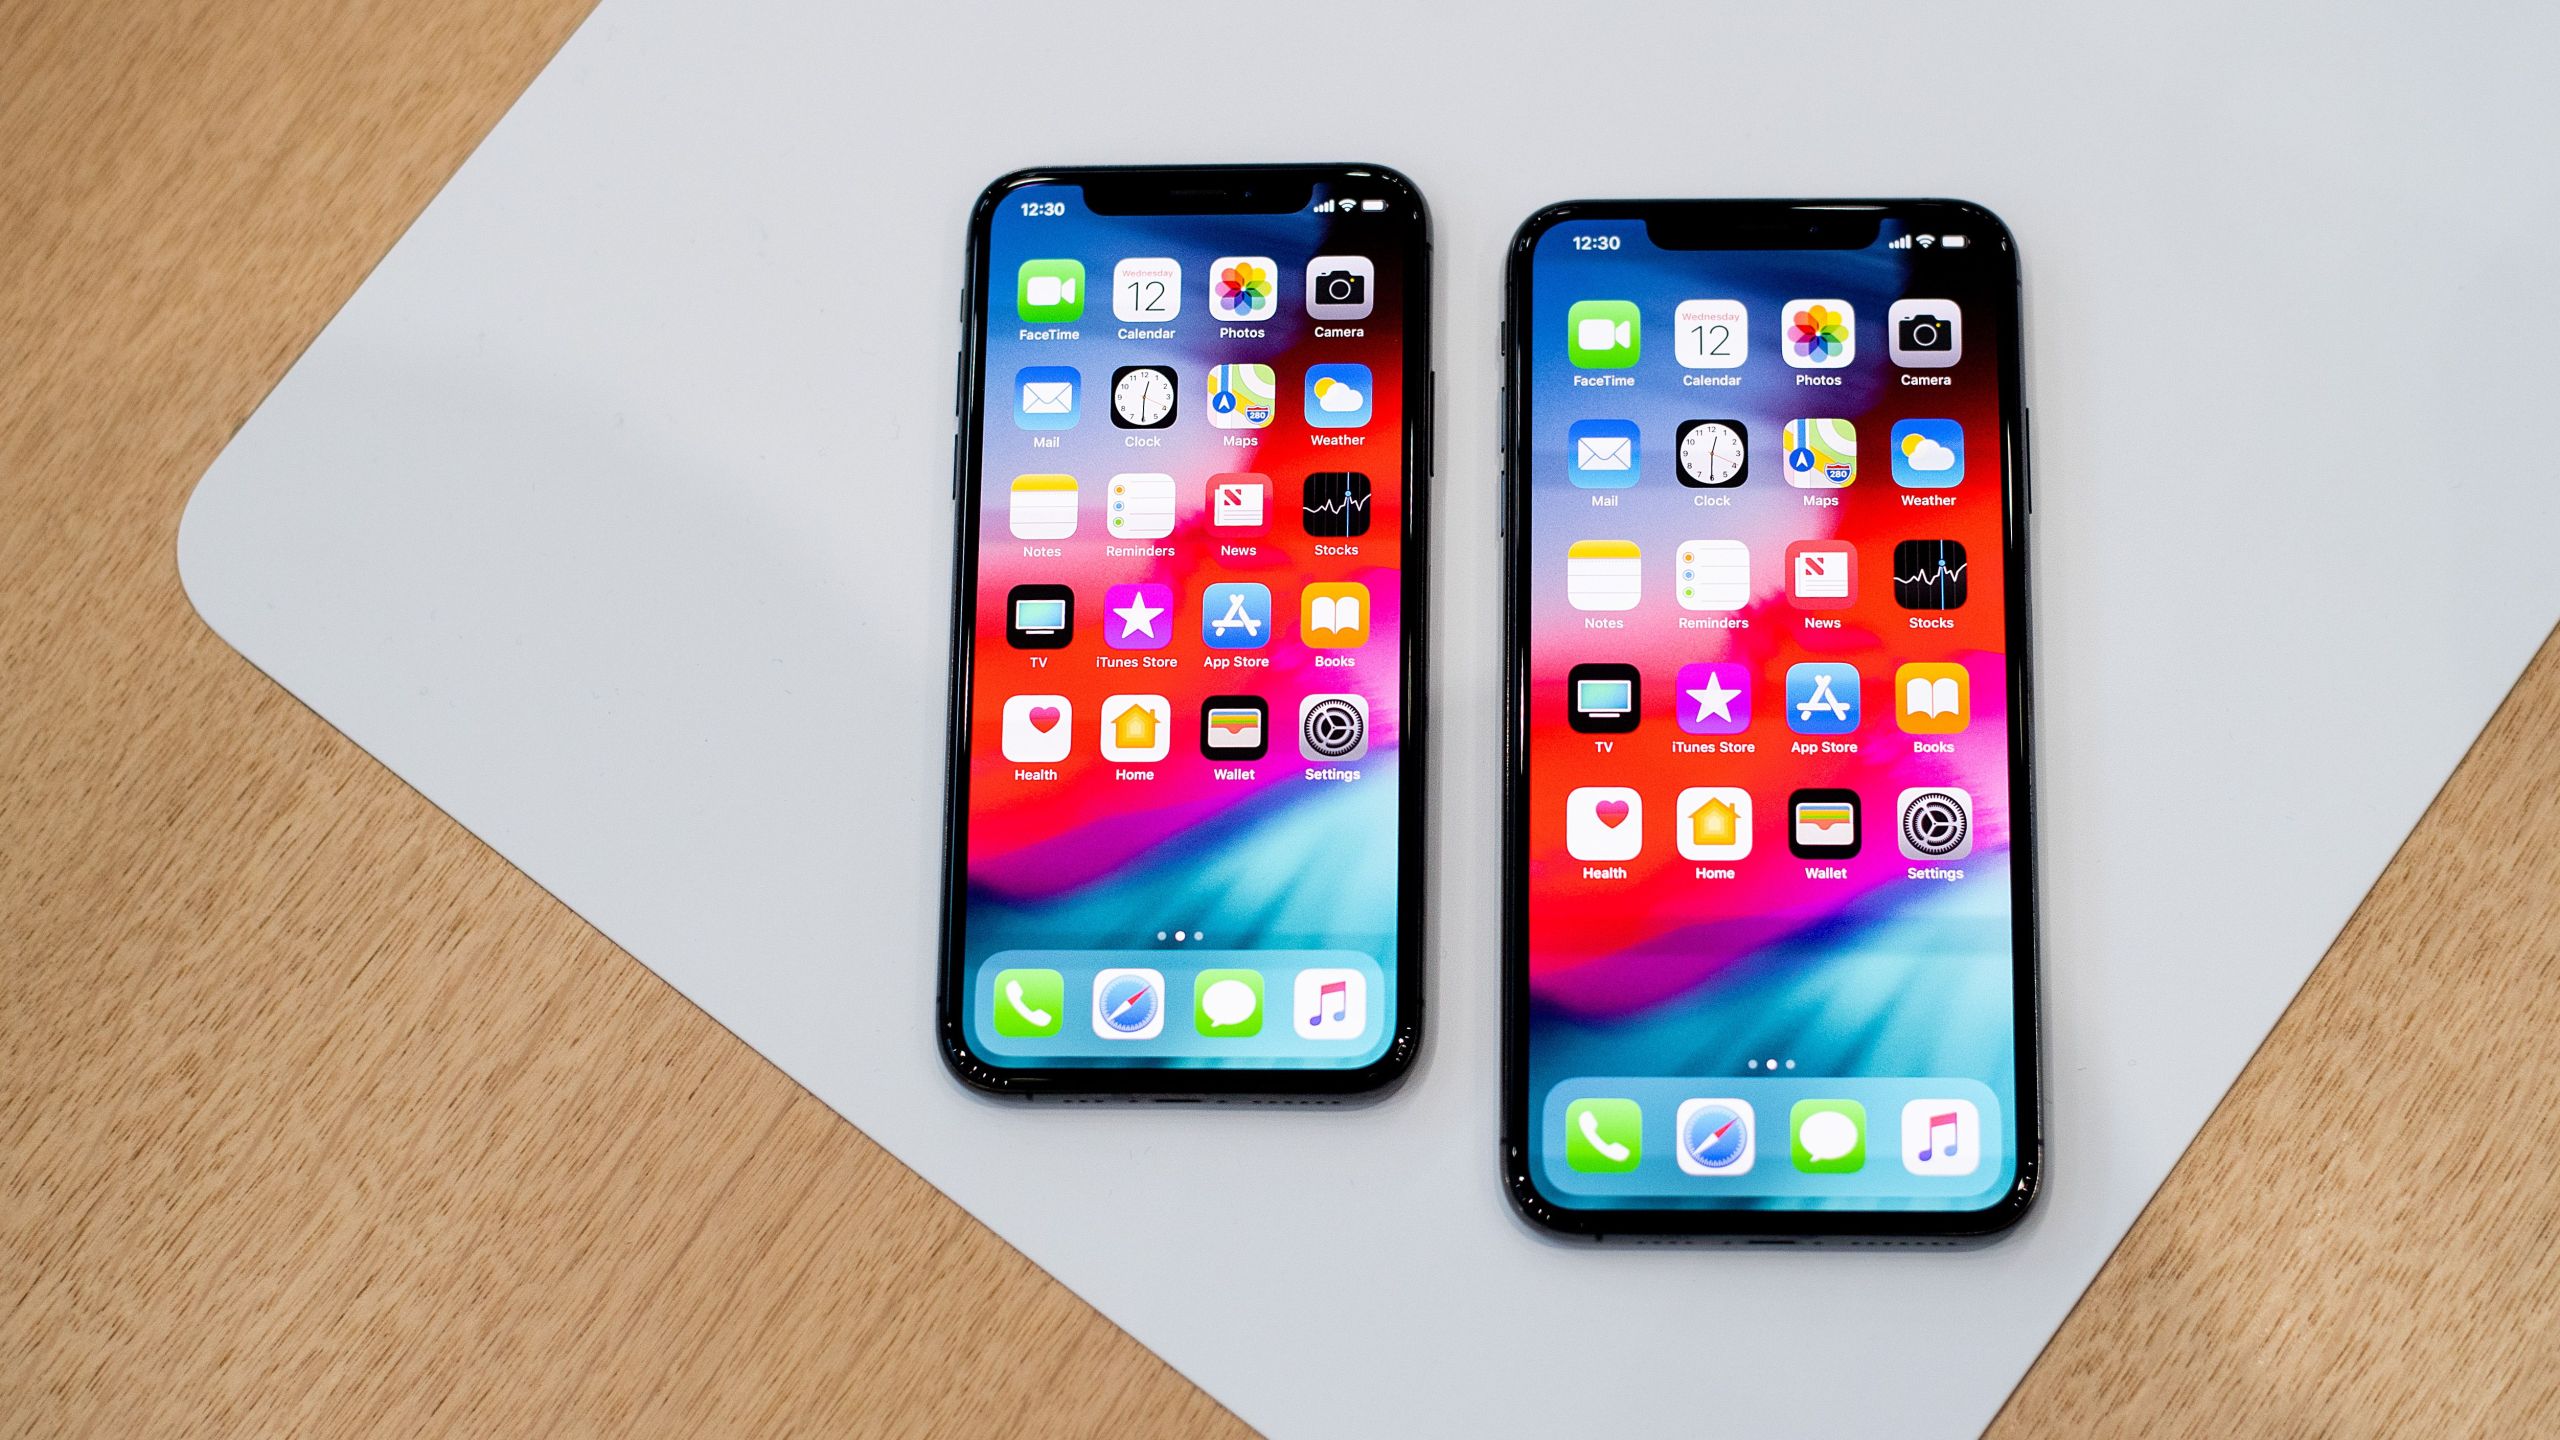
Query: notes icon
1566,539,1641,612
1009,473,1077,539
1292,969,1366,1041
1900,1098,1981,1177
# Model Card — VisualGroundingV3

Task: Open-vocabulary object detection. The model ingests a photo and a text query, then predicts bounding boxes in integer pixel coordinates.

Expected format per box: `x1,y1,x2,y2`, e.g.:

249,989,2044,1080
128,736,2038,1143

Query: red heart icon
1594,799,1630,828
1028,706,1061,732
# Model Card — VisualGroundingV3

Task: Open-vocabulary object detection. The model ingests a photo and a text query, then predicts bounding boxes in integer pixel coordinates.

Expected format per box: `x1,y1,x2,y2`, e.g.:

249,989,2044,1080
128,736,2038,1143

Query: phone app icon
1781,298,1855,369
1008,473,1077,539
1202,582,1271,649
1786,662,1861,735
1892,538,1969,609
1895,662,1971,734
1194,969,1265,1037
990,967,1064,1038
1200,696,1269,759
1208,472,1270,534
1208,255,1278,321
1293,967,1367,1040
1565,539,1641,612
1092,967,1165,1040
1016,259,1084,323
1205,363,1277,429
1675,662,1751,735
1297,694,1369,762
1300,472,1372,536
1888,298,1963,368
1897,787,1975,862
1098,694,1172,763
1110,365,1178,429
1675,299,1748,368
1300,582,1370,648
1675,788,1753,862
1781,417,1858,488
1565,1098,1642,1173
1102,582,1173,650
1305,364,1372,428
1106,472,1176,539
1902,1098,1982,1177
1785,539,1857,609
1567,663,1641,733
1000,694,1073,764
1567,300,1641,368
1568,419,1640,488
1675,419,1748,487
1112,256,1181,323
1676,539,1751,611
1565,786,1643,862
1305,255,1375,320
1015,367,1078,430
1675,1097,1755,1175
1005,584,1074,649
1891,419,1964,487
1791,1099,1867,1173
1788,788,1862,858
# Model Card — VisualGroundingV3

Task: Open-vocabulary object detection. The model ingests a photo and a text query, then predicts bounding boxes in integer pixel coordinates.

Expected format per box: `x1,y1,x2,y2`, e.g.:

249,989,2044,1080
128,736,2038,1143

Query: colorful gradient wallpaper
953,180,1416,1072
1519,215,2026,1211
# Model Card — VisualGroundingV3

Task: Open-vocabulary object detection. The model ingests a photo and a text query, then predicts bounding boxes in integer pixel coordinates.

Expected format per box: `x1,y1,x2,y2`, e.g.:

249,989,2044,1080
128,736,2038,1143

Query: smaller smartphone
938,165,1432,1099
1500,199,2042,1239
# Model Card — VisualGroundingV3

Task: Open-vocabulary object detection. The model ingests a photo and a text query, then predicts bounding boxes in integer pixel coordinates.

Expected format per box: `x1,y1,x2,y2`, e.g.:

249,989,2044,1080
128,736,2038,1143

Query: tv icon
1005,584,1073,649
1567,663,1642,734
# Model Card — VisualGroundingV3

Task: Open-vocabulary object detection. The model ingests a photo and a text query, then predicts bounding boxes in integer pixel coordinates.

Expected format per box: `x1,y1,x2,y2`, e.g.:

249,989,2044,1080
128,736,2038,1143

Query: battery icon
1360,198,1388,211
1940,234,1969,249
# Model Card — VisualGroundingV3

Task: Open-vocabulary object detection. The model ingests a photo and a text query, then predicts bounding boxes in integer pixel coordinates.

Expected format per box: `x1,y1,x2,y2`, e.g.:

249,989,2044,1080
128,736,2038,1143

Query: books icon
1301,583,1369,648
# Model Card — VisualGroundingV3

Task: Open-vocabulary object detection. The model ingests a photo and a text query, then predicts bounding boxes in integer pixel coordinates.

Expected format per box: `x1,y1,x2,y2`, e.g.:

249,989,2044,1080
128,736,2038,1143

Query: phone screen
942,171,1426,1087
1508,205,2036,1226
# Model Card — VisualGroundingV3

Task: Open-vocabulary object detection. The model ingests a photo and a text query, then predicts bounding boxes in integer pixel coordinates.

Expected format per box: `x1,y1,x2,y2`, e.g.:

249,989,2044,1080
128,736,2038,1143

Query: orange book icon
1895,663,1970,734
1300,582,1370,648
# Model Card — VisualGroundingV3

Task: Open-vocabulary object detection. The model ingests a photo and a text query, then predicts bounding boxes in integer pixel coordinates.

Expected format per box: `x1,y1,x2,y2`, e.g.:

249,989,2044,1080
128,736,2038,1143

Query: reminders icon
1009,474,1077,539
1566,540,1642,611
1106,473,1176,540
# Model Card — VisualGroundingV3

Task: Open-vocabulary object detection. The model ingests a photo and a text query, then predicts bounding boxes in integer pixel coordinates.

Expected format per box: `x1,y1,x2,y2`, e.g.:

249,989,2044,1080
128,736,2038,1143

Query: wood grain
2,2,2552,1435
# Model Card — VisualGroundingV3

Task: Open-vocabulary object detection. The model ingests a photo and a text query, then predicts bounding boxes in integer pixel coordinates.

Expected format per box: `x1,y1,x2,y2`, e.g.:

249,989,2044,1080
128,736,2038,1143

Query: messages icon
1567,300,1641,368
1791,1099,1867,1173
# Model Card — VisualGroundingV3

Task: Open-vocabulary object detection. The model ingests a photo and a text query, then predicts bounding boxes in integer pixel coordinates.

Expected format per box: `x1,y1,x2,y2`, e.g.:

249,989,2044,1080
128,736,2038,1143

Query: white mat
178,3,2560,1435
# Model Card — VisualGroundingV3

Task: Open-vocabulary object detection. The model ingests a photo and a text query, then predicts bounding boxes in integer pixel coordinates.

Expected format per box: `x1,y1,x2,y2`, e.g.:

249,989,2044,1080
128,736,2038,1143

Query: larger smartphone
939,166,1430,1098
1501,200,2041,1237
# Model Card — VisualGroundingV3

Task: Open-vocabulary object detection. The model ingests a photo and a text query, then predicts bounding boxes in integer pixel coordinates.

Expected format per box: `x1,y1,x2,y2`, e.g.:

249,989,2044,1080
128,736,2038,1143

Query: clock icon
1111,365,1178,429
1676,418,1749,487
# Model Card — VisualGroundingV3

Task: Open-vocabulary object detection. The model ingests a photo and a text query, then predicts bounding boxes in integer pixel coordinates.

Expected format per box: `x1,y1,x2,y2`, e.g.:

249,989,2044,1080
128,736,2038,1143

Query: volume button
1497,386,1510,538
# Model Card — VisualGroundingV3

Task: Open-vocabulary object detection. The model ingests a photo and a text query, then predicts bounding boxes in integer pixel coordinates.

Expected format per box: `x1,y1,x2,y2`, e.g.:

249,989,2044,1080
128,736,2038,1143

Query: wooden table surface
5,3,2556,1434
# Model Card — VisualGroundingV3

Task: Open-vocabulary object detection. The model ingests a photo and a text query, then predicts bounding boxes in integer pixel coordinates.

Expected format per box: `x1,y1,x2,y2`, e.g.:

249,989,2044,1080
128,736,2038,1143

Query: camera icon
1304,254,1375,320
1887,298,1962,368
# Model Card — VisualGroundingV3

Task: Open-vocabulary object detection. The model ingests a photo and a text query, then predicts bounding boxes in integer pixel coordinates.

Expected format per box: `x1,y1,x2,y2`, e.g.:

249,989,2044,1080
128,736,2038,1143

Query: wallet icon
1568,418,1640,488
1015,366,1078,430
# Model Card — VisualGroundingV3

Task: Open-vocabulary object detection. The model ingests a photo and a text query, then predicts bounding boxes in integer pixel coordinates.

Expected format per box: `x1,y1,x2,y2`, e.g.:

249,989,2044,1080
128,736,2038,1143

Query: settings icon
1297,694,1369,762
1896,788,1974,861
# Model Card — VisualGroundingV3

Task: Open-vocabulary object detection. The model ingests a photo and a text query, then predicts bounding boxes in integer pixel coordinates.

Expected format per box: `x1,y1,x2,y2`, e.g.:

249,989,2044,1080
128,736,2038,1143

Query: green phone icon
990,967,1064,1037
1564,1098,1643,1173
1016,258,1085,322
1567,299,1641,368
1790,1099,1868,1173
1193,969,1265,1037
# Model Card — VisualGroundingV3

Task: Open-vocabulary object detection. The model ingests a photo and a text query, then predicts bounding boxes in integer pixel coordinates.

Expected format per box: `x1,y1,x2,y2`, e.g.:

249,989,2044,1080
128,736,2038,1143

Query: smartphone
1500,200,2041,1238
938,166,1430,1098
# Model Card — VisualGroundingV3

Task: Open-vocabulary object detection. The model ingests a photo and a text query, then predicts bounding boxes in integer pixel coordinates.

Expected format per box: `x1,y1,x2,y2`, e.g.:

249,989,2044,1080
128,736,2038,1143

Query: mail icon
1567,418,1641,488
1014,366,1079,430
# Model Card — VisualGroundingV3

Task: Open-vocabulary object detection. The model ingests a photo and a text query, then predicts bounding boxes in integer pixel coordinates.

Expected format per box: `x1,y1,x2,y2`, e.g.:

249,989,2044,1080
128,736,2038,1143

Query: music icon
1292,968,1367,1041
1900,1098,1981,1177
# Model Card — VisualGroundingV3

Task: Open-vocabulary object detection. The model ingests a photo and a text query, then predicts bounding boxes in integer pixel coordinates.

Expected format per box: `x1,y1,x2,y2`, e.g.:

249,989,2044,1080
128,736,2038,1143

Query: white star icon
1686,672,1742,725
1112,590,1165,639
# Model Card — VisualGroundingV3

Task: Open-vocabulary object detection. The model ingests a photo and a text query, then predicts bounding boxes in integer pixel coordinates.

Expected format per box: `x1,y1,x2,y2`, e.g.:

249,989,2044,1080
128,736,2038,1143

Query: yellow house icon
1688,797,1739,848
1110,702,1159,751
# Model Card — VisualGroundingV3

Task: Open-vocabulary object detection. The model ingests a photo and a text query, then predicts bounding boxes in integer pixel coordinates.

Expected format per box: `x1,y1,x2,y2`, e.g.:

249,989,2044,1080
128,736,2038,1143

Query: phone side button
950,434,962,501
2020,406,2034,513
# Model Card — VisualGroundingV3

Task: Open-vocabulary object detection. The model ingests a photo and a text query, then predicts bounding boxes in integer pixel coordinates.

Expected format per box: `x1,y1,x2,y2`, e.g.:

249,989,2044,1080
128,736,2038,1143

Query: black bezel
938,165,1433,1101
1498,199,2045,1239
